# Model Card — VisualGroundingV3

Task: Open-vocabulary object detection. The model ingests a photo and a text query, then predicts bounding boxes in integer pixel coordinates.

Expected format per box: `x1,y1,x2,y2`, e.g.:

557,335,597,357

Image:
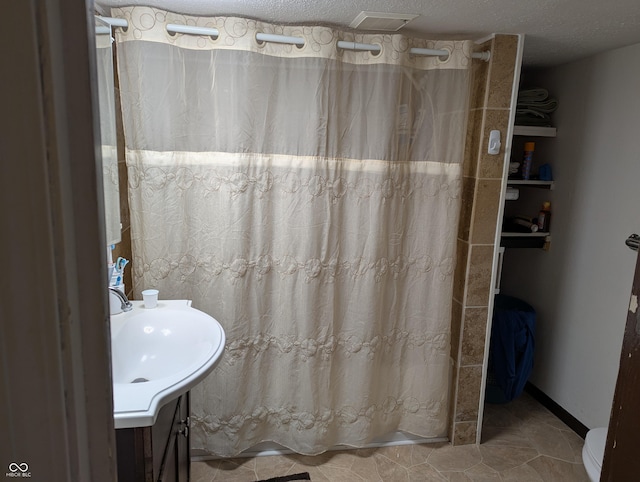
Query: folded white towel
505,187,519,200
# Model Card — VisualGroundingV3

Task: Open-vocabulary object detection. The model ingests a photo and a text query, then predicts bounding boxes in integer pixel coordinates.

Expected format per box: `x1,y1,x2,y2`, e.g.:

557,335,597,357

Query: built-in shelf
500,232,550,249
513,125,557,137
502,125,556,250
501,232,550,238
507,180,554,189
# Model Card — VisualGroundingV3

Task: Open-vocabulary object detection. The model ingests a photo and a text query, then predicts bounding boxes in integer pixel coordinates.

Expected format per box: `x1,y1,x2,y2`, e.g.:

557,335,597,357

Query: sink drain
131,377,149,383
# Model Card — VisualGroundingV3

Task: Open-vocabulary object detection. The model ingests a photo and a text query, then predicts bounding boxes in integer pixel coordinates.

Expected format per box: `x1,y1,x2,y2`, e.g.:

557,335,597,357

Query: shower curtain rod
165,23,305,46
97,16,490,61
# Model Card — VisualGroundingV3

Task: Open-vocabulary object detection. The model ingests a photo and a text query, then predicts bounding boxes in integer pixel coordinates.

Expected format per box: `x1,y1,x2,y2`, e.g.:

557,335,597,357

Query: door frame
601,248,640,480
0,0,116,479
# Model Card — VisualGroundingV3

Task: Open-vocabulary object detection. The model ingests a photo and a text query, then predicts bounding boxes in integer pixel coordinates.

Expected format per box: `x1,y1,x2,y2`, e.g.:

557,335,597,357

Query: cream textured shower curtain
114,7,472,456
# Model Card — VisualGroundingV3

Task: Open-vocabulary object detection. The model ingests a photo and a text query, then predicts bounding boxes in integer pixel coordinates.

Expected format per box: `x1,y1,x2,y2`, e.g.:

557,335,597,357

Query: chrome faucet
109,286,133,312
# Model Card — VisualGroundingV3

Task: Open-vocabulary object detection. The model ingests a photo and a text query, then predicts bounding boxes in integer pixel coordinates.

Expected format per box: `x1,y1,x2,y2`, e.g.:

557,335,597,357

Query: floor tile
407,463,446,481
527,455,590,481
560,429,588,464
285,464,331,481
190,393,590,482
409,443,443,466
254,455,297,479
463,462,502,481
481,424,534,449
428,445,482,472
191,460,217,482
526,424,576,461
315,464,368,481
501,462,546,481
347,453,384,481
375,445,416,468
478,445,539,472
371,452,410,481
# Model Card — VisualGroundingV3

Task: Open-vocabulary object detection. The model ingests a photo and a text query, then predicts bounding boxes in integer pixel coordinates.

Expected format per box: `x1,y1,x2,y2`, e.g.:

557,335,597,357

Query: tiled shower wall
449,35,521,445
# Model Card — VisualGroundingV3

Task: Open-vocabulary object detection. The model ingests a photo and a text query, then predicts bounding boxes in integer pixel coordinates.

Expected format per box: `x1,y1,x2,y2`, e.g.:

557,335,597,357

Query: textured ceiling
96,0,640,67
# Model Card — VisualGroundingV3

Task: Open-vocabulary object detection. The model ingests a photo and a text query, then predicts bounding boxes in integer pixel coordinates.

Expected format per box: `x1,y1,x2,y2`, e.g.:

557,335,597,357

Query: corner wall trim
525,383,589,439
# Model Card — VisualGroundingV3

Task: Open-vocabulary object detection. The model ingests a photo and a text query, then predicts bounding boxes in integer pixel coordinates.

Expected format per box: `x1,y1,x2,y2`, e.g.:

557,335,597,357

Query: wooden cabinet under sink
116,392,190,482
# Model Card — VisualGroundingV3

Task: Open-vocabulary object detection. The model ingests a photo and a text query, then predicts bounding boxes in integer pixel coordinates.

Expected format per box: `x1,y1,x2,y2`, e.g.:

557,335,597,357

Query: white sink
110,300,225,429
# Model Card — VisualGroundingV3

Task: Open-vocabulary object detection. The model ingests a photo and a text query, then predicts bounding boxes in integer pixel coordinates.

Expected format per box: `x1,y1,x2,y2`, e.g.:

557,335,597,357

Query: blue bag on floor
487,295,536,402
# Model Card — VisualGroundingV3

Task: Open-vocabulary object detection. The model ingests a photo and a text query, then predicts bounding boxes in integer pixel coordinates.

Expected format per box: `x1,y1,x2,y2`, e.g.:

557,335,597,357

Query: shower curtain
114,7,472,456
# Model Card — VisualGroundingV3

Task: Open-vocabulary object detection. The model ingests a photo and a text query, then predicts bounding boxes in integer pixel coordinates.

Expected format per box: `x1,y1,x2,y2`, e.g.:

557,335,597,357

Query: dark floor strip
256,472,311,482
525,382,589,439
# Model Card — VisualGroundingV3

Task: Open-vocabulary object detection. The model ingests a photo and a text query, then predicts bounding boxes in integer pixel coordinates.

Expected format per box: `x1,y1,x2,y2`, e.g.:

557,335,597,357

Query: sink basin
111,300,225,428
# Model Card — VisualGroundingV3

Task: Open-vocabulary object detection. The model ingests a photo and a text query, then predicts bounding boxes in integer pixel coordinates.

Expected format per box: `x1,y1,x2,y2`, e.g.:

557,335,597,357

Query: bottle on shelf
537,202,551,232
513,216,539,232
522,142,535,180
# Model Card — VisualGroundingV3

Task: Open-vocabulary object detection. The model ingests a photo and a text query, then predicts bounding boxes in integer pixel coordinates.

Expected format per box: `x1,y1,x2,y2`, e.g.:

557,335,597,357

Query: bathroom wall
449,34,521,444
500,41,640,429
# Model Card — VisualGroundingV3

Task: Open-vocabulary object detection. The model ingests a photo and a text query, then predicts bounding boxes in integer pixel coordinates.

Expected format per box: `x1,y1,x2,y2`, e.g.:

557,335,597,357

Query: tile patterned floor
191,392,590,481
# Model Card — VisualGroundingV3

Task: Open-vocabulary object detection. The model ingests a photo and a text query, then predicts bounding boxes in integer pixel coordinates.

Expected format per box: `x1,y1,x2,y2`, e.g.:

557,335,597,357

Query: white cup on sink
141,289,159,309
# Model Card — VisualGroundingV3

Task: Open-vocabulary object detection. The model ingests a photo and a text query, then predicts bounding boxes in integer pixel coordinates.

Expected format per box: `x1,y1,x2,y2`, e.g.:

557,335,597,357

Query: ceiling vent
349,12,419,32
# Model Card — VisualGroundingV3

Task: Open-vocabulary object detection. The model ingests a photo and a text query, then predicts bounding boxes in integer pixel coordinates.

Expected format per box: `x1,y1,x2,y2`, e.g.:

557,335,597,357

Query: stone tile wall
449,35,521,444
